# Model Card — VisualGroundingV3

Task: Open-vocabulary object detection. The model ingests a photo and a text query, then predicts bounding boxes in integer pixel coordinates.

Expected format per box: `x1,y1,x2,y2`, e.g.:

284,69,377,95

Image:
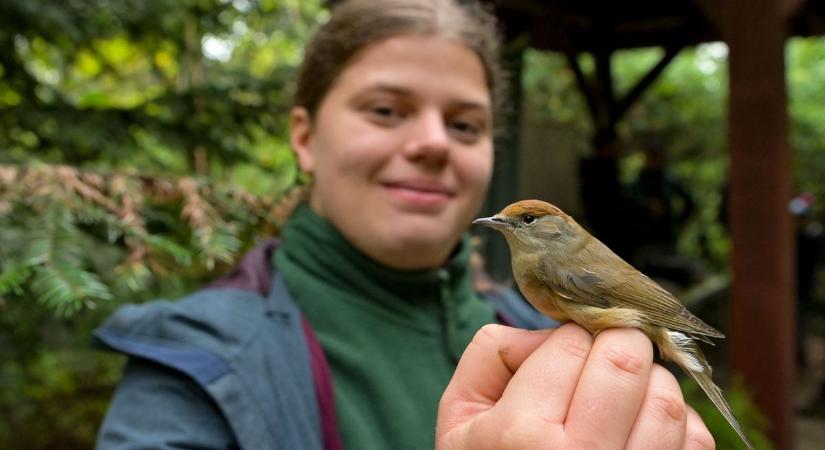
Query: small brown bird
474,199,753,450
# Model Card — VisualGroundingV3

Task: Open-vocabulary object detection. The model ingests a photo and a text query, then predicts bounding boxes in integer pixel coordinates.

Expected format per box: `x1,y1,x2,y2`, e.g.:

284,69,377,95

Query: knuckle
496,427,537,450
478,323,505,335
556,323,593,360
559,334,592,360
603,344,647,375
477,411,537,450
562,432,601,450
649,389,687,422
472,323,507,345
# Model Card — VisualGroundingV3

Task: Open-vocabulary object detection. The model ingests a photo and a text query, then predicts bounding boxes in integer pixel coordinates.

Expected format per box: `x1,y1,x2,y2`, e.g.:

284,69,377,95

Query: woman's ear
290,106,315,173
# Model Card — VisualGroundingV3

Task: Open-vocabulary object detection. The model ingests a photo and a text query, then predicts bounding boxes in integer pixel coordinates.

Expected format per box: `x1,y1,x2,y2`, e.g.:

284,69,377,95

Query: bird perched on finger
474,199,753,450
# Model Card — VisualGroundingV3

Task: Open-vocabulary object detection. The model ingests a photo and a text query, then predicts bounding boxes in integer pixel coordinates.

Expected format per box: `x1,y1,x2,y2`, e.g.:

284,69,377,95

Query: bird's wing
556,263,724,340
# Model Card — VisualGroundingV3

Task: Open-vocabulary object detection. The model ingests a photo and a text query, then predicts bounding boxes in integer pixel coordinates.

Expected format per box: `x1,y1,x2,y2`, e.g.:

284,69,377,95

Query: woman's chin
382,228,461,267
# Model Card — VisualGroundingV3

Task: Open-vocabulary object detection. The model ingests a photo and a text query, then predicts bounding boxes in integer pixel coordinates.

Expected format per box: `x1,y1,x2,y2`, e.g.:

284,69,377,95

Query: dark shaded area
580,132,700,285
793,195,824,368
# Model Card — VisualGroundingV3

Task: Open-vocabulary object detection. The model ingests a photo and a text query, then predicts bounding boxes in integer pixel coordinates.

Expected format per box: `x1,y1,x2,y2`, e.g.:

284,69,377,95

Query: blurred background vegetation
1,0,824,448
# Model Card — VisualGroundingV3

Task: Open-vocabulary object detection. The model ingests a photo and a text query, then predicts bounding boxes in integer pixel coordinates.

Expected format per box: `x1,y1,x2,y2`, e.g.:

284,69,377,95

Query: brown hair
293,0,505,119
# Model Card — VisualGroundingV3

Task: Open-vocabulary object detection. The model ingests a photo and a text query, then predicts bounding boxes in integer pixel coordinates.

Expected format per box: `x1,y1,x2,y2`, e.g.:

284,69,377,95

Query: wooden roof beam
564,44,682,144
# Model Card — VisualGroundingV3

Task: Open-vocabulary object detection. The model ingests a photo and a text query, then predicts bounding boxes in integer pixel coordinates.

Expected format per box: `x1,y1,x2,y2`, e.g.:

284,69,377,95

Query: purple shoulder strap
301,317,344,450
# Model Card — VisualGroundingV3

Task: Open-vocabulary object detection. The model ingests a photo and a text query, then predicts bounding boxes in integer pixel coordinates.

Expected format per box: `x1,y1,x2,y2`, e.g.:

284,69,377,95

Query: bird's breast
512,259,571,323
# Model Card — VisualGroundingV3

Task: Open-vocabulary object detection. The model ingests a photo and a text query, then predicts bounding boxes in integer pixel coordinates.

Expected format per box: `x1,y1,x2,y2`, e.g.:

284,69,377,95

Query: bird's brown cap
497,199,567,219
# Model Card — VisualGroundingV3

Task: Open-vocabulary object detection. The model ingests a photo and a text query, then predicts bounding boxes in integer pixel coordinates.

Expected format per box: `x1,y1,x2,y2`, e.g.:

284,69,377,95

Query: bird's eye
522,214,537,225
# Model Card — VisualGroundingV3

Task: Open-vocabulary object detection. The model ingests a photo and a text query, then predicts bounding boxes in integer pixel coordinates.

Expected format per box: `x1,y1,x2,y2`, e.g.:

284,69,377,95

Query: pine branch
0,163,306,315
0,265,33,296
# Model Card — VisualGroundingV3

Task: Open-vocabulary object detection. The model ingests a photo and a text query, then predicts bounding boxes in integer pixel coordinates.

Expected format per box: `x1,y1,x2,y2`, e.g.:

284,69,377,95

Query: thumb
436,324,553,447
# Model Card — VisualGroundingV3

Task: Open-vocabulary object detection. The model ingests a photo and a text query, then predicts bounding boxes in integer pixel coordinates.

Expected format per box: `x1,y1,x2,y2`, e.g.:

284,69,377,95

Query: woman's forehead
332,35,492,103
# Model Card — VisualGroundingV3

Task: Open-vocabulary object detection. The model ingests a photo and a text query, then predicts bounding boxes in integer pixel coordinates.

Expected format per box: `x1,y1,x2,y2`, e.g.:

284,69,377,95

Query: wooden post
724,0,795,448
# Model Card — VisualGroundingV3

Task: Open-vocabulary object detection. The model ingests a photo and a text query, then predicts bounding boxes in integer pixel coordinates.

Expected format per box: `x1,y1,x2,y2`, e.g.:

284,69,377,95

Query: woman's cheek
462,150,494,196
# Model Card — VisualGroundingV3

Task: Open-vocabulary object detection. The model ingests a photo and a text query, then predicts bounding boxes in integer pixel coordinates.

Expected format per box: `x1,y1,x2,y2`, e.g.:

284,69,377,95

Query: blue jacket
93,240,554,450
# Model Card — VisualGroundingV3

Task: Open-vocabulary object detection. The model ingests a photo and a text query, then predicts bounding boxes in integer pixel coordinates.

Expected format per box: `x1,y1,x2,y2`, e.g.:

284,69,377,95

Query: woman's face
290,34,494,270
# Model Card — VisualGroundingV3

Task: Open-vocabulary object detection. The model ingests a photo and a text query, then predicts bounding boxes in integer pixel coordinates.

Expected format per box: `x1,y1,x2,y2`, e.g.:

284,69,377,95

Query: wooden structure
484,1,825,449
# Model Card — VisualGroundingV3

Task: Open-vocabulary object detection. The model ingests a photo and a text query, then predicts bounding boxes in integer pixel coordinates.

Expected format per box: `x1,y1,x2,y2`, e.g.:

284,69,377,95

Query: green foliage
788,37,825,210
0,292,125,450
0,0,322,190
0,164,304,314
0,1,322,448
523,39,825,269
525,45,729,260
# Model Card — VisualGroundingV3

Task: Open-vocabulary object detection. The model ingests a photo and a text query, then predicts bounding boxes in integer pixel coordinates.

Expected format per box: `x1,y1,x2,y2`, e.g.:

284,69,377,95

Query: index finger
494,322,594,423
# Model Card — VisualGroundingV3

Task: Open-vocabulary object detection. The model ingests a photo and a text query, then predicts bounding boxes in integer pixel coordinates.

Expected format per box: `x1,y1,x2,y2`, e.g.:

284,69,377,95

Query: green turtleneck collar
273,203,496,449
274,203,481,333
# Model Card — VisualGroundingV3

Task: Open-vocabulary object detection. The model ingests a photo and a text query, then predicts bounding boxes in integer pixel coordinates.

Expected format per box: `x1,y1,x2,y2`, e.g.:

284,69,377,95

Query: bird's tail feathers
665,331,754,450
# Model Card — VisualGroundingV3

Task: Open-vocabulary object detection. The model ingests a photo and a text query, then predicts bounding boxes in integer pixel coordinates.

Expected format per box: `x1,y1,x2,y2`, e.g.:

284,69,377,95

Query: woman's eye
371,105,396,117
364,103,405,126
447,114,487,143
449,120,480,137
448,121,484,144
522,214,536,225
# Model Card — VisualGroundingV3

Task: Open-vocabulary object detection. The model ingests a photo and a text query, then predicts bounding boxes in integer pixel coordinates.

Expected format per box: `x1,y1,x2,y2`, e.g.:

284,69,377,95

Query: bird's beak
472,216,511,231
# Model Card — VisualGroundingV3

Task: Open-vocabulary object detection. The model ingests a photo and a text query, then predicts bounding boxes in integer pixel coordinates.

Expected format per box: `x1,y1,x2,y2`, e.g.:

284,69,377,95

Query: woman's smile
382,179,455,211
290,34,493,269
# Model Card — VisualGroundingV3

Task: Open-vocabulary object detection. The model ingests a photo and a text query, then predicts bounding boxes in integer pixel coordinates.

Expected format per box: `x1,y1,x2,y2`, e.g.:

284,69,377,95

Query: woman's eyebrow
354,83,491,112
452,100,490,112
354,83,413,97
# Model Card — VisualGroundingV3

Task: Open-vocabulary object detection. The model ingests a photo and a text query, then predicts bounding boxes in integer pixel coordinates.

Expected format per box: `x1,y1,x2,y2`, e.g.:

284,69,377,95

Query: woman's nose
403,110,449,164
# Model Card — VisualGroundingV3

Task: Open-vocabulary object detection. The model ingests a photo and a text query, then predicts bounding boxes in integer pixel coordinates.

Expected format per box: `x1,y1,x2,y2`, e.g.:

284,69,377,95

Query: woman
94,0,715,449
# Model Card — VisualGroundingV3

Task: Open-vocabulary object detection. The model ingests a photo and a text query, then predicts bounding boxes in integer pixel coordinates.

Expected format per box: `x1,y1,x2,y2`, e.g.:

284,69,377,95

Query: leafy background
2,0,824,448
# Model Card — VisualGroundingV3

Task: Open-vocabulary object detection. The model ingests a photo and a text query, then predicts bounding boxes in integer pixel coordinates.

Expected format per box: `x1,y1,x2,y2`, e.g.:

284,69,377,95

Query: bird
474,199,753,450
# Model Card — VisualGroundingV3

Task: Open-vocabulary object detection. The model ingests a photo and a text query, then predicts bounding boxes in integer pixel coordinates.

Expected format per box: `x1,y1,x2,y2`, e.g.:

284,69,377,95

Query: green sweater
275,204,496,449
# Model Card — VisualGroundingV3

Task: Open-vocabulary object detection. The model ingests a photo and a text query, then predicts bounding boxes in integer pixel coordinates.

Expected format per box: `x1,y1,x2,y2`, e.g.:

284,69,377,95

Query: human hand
436,323,715,450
